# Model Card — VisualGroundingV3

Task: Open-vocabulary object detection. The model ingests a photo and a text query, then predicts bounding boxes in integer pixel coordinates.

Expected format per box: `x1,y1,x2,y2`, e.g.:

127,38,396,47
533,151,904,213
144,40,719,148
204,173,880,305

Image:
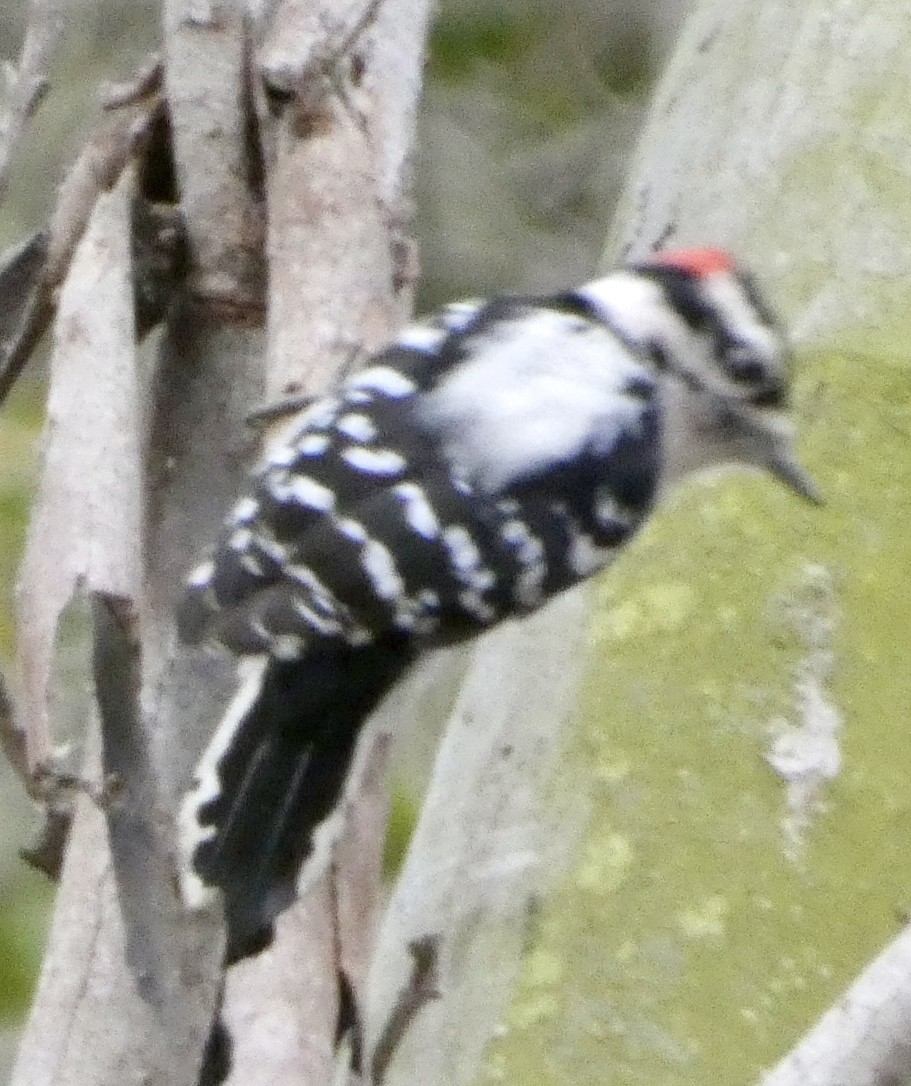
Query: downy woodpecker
178,248,819,961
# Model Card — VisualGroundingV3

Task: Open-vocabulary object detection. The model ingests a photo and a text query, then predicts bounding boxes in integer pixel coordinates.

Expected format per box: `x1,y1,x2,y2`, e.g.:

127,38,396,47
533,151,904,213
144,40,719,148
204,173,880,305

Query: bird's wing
178,296,662,654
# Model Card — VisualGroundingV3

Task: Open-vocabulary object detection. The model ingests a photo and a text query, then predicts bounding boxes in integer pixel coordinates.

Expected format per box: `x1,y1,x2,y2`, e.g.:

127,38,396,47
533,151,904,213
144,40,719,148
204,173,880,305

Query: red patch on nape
648,247,735,278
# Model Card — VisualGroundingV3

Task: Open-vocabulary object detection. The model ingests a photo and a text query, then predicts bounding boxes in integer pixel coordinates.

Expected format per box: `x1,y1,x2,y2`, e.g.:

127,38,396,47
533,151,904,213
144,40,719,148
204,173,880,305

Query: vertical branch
10,167,203,1086
212,4,434,1082
162,0,263,308
11,2,434,1083
15,171,142,774
12,6,262,1082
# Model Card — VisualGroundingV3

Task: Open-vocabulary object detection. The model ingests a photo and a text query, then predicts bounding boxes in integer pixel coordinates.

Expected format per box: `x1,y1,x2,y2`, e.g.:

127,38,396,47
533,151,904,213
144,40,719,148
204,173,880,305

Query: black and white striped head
580,248,819,501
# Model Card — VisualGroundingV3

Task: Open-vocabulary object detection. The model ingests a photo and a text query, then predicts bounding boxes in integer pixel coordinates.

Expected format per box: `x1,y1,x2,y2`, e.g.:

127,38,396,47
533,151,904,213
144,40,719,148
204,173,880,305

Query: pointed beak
767,445,823,504
738,404,823,504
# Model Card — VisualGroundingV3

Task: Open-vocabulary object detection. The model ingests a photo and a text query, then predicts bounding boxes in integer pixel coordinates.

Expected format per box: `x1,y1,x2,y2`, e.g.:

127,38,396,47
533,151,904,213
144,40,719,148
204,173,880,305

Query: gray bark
10,2,433,1083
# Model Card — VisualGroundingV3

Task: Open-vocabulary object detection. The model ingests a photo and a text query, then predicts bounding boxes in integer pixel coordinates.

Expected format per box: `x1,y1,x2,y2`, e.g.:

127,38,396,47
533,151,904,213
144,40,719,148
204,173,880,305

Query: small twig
0,0,63,202
31,761,123,808
245,391,316,427
0,231,53,408
101,52,164,110
0,628,120,808
334,0,384,66
319,0,385,133
261,0,386,134
19,807,71,880
45,92,164,285
19,762,120,880
245,344,363,426
370,934,441,1085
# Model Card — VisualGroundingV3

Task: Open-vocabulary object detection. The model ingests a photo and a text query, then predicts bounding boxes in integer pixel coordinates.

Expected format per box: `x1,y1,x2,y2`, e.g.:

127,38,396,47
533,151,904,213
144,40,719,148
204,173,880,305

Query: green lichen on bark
476,345,911,1084
470,4,911,1079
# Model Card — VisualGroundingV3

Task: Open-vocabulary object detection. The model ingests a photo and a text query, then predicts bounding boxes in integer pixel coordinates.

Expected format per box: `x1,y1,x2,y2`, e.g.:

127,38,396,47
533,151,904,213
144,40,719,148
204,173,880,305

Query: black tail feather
182,640,411,963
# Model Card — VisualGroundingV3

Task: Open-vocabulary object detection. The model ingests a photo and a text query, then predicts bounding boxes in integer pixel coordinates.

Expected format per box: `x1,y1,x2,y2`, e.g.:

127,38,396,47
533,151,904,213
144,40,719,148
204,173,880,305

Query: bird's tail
179,641,411,963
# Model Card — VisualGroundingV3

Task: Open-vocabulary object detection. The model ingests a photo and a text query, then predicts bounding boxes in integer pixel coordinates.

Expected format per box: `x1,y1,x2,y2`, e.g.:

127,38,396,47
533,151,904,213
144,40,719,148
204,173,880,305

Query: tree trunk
10,3,432,1084
365,2,911,1085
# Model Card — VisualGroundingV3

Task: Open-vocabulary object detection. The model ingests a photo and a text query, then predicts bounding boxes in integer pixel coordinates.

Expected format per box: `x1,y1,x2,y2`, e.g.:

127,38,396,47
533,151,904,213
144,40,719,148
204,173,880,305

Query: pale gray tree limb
10,2,433,1084
362,590,592,1086
0,84,162,413
761,922,911,1086
218,4,433,1081
12,162,223,1086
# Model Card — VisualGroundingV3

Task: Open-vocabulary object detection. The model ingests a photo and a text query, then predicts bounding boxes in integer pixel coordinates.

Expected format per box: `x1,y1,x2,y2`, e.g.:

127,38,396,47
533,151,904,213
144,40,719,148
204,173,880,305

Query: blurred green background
0,0,680,1076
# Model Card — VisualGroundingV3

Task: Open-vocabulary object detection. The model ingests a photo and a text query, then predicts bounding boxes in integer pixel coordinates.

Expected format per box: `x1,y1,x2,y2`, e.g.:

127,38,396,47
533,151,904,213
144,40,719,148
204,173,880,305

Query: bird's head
581,247,820,502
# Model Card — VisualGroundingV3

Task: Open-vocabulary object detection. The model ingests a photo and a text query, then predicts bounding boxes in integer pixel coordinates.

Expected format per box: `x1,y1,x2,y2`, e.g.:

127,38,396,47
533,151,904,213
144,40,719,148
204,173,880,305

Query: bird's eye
726,343,769,384
649,340,669,369
723,342,787,406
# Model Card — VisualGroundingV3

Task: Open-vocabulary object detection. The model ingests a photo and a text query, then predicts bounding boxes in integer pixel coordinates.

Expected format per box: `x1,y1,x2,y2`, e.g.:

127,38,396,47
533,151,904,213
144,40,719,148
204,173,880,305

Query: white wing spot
458,589,497,623
393,611,418,632
516,562,546,607
391,590,439,634
254,535,290,565
268,445,298,469
296,433,331,457
361,539,405,601
233,497,259,523
443,525,479,569
230,527,252,551
439,299,483,332
501,519,547,607
443,525,496,593
240,551,265,576
568,527,613,577
336,413,377,443
342,446,407,476
272,634,307,660
398,323,447,353
302,398,341,428
249,616,276,647
594,486,635,529
419,588,440,609
187,560,214,588
268,473,336,511
394,483,440,540
350,366,416,399
338,518,368,544
286,564,335,602
291,598,344,638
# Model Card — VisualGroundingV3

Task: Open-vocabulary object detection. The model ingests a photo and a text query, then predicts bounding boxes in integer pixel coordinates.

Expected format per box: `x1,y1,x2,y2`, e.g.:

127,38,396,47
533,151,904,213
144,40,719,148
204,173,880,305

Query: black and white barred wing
179,395,496,656
180,300,661,655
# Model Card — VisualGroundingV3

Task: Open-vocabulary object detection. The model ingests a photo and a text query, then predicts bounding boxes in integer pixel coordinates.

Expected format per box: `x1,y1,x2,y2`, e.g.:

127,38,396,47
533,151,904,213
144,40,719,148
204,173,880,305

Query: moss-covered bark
470,1,911,1083
481,351,911,1084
